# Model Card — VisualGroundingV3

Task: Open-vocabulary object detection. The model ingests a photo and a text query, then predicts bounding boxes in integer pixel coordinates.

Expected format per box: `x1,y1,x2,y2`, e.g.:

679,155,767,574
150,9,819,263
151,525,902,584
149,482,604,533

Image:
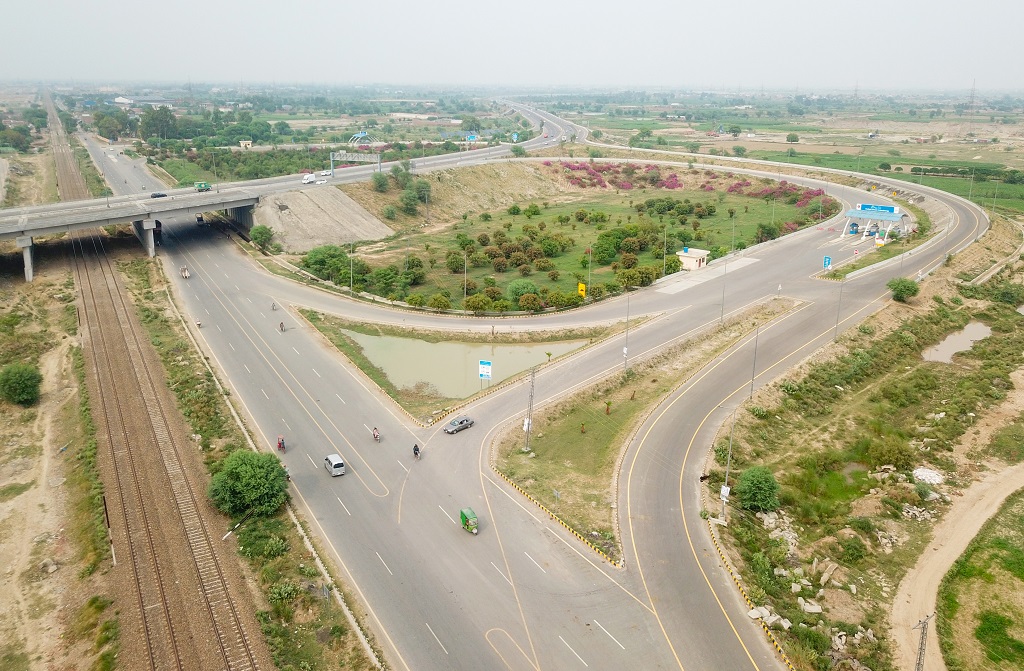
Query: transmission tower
963,79,976,138
913,613,934,671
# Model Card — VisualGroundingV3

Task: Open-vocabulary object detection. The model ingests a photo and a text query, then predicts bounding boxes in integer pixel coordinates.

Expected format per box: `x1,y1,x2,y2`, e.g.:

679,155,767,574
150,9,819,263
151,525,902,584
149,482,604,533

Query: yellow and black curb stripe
704,518,796,670
492,466,623,568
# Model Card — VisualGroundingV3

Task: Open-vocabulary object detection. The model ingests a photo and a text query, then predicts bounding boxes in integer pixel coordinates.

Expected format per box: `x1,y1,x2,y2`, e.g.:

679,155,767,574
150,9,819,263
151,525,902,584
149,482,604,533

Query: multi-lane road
60,107,989,669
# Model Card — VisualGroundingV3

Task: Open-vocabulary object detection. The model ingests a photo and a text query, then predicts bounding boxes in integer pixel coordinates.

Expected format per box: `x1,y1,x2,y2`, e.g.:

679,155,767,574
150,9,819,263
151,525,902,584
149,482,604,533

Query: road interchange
96,109,989,670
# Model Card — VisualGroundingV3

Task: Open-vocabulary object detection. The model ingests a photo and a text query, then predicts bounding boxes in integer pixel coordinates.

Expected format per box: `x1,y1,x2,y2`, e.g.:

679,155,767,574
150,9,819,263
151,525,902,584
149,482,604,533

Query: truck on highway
194,181,212,192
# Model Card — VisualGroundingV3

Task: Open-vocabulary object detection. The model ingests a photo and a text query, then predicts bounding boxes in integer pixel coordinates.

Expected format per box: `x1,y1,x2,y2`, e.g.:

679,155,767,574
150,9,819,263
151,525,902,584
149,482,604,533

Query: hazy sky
2,0,1021,93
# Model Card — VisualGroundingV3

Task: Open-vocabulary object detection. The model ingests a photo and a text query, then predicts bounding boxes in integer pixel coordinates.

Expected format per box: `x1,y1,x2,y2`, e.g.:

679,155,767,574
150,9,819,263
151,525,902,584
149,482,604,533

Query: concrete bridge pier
132,219,157,257
16,236,34,282
228,205,255,231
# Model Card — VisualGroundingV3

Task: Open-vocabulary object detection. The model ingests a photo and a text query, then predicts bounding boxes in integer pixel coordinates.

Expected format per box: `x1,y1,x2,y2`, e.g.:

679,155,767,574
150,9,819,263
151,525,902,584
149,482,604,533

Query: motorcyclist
413,444,420,460
372,427,380,442
279,321,285,332
271,302,276,311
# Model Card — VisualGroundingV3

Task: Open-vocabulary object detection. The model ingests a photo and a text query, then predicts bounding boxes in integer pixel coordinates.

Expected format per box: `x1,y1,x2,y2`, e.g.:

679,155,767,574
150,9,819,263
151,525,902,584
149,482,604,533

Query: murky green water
343,330,586,397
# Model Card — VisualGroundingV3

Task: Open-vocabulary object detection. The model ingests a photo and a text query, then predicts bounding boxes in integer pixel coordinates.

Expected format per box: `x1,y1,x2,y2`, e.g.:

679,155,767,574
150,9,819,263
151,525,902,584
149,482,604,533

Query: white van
301,173,316,184
324,454,346,476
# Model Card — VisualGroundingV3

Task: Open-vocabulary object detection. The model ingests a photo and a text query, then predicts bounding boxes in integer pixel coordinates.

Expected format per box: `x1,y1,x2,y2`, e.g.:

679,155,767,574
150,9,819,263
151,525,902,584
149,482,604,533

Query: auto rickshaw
460,508,478,535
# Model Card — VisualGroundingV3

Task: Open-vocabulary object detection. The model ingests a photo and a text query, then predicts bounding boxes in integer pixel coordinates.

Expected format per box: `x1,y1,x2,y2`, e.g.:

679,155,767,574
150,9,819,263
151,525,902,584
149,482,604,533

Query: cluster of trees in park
0,106,48,152
877,162,1024,184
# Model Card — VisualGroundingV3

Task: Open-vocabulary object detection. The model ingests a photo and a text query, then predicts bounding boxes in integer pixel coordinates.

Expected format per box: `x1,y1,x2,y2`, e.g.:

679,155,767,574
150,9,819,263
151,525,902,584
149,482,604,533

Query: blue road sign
466,135,477,141
512,132,519,142
823,255,832,269
479,360,492,379
857,203,896,213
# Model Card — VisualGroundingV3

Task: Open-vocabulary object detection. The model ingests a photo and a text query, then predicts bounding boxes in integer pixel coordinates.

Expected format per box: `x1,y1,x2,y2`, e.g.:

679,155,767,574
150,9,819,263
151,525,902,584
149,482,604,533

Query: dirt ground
0,263,105,669
254,186,395,252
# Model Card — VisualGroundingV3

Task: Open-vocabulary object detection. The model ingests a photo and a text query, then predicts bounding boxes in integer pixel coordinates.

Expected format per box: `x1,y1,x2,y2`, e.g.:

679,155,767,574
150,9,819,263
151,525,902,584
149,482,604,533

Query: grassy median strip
494,299,795,562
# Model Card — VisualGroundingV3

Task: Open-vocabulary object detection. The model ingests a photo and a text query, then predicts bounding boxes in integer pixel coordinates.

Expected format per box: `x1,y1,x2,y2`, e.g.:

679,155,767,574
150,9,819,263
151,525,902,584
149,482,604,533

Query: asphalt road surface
149,116,986,670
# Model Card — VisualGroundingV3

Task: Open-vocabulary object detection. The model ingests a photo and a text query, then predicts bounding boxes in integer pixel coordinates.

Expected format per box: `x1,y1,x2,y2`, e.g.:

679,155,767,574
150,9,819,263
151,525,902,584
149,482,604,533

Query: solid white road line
491,562,512,587
559,636,588,667
425,622,448,655
593,620,625,650
524,551,547,574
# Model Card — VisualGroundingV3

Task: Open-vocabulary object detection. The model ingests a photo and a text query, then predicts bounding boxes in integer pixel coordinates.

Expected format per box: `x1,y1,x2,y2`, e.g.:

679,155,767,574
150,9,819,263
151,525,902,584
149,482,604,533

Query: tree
878,162,892,171
445,252,465,274
0,363,43,406
427,294,452,310
140,106,178,141
207,450,288,518
399,189,419,215
735,466,781,512
371,172,389,192
413,179,432,204
273,120,292,135
786,133,799,143
463,294,493,314
510,145,527,158
732,146,747,158
507,279,540,304
249,225,273,251
887,278,920,303
518,293,543,312
507,204,521,217
728,125,742,137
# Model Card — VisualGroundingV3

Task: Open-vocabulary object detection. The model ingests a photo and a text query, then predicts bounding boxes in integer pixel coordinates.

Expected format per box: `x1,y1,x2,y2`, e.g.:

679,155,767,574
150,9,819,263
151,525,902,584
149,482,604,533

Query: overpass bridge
0,188,260,280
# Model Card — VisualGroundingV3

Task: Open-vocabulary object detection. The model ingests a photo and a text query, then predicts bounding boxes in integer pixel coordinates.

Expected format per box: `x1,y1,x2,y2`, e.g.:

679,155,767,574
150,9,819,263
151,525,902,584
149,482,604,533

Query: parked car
319,170,332,176
150,192,167,198
443,416,475,434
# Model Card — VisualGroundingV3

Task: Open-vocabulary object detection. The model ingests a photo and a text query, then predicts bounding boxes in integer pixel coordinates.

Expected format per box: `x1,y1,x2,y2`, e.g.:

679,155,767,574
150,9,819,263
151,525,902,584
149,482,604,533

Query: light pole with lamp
749,324,760,399
586,246,592,299
720,258,728,323
721,408,737,520
623,291,630,373
463,251,468,301
834,279,845,341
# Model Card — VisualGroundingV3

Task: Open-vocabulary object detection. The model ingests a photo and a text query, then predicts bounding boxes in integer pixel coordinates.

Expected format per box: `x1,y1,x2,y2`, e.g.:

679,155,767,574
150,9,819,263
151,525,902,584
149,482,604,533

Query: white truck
301,173,316,184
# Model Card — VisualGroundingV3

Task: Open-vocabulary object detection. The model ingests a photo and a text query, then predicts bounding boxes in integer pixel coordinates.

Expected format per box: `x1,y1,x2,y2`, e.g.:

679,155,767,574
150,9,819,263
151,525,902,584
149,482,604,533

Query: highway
145,105,988,670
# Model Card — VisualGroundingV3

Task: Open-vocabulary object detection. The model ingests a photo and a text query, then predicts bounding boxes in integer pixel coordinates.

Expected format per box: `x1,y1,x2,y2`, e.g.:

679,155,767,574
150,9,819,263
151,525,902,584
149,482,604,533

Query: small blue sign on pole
512,132,519,142
479,360,492,379
823,255,832,269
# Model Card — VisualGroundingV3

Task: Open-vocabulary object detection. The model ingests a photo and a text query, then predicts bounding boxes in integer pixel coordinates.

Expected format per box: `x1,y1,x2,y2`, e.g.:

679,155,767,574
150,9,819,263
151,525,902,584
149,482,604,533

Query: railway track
52,95,261,670
45,93,89,202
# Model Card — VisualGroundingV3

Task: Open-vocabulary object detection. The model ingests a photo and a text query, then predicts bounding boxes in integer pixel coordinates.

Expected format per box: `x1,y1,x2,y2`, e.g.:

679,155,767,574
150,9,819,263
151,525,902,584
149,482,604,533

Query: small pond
922,321,992,363
342,330,587,397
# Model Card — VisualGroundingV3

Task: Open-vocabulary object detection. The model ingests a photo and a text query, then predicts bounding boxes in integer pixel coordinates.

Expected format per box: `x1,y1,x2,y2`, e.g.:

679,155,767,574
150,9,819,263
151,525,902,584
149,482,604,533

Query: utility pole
623,292,630,373
913,613,935,671
834,279,845,341
721,408,736,520
749,325,760,399
523,367,536,453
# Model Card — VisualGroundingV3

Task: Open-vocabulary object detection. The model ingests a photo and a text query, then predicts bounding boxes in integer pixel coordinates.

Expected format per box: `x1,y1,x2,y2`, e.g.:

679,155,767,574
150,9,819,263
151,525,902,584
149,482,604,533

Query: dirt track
891,458,1024,670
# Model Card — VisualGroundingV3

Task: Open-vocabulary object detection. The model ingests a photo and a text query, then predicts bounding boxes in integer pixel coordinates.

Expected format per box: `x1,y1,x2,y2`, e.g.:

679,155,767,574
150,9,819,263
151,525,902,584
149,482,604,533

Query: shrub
518,264,532,276
492,257,508,273
208,451,288,518
518,293,543,312
735,466,781,512
0,362,43,406
547,269,560,281
427,294,452,310
507,279,540,304
483,286,504,301
463,294,493,314
838,536,867,564
371,172,389,192
405,293,425,307
887,278,920,302
382,205,397,220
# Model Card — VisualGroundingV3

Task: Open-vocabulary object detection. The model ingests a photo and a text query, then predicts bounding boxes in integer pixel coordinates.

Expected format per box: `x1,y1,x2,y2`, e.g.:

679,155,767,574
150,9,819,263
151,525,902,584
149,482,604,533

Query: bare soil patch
254,186,395,252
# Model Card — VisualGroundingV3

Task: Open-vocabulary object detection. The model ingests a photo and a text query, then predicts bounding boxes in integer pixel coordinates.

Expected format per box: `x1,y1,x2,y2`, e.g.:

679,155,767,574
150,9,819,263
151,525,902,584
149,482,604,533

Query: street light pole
720,259,728,323
834,280,845,341
623,291,630,373
722,408,737,520
749,325,760,399
587,247,592,298
662,224,668,276
463,251,468,301
349,245,354,294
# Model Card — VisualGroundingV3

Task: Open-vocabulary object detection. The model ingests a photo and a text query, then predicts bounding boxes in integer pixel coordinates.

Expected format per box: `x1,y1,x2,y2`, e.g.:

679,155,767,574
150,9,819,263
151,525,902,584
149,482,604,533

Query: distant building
113,96,134,106
676,247,710,271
